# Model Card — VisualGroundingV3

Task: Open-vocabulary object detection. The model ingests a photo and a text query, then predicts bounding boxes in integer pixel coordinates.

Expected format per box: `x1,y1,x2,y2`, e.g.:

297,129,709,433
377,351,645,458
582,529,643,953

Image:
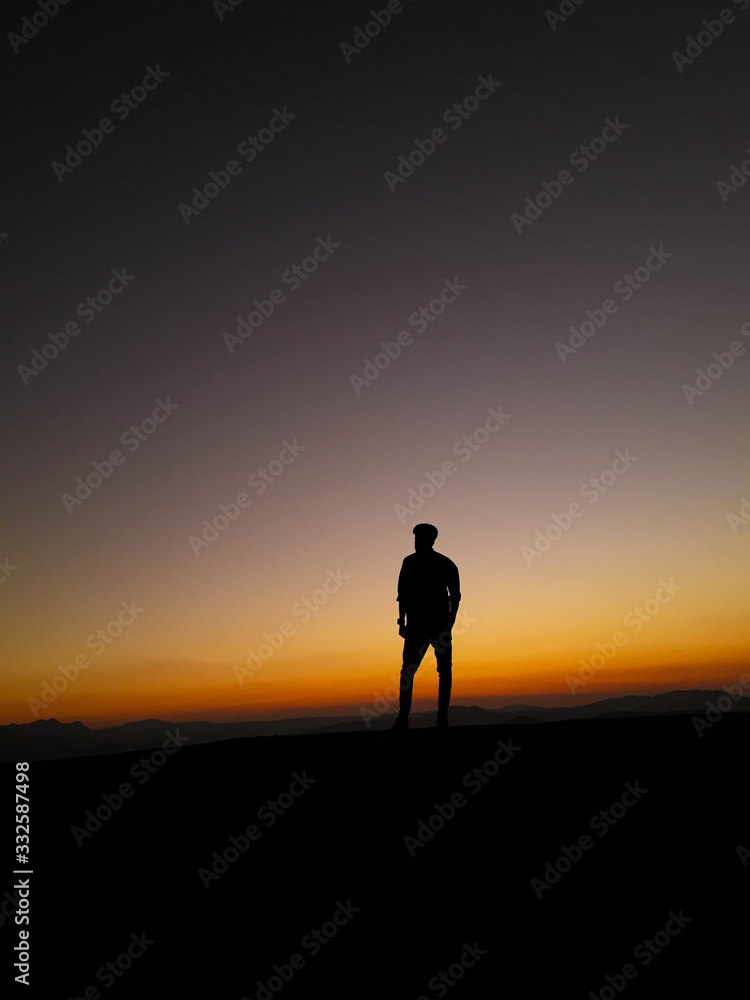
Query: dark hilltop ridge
3,689,749,761
3,706,748,997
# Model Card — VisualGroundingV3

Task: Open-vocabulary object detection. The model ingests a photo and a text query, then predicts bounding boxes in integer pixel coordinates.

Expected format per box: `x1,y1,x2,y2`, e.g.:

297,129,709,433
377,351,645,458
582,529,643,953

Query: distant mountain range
1,689,748,761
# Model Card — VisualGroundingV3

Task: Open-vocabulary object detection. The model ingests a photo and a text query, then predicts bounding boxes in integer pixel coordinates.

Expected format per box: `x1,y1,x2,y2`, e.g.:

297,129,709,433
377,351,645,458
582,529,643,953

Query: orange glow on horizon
4,647,748,729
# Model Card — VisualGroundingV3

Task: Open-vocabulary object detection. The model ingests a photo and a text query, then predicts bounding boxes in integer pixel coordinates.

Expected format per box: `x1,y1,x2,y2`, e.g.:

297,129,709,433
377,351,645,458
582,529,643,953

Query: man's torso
398,550,457,623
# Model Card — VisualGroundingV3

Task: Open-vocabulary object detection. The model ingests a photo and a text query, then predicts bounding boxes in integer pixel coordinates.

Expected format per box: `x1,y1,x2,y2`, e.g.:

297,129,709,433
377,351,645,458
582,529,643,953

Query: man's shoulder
401,550,457,570
432,549,457,568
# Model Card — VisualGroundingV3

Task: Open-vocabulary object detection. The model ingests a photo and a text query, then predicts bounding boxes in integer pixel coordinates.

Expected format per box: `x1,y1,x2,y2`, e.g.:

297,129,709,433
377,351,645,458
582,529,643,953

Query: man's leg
396,632,429,723
433,627,453,725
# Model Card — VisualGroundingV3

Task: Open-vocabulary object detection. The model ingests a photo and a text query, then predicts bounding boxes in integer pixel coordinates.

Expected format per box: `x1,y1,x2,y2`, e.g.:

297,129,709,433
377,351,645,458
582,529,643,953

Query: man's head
413,523,438,553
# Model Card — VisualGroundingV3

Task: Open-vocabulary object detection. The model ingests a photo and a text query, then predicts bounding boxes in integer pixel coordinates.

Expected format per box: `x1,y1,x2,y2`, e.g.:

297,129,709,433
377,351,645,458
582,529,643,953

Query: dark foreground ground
3,714,749,998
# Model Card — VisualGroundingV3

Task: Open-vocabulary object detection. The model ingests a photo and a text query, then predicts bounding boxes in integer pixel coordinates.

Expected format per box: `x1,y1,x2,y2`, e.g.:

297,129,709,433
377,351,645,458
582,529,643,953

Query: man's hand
397,618,407,638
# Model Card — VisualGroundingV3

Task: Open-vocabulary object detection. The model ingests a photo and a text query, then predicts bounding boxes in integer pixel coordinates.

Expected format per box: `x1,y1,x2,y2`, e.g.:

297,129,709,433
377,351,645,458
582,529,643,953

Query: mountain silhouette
3,689,747,761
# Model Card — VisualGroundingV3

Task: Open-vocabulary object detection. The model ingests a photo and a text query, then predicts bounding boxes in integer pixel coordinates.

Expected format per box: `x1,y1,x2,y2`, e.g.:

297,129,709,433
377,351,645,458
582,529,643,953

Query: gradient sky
2,0,749,727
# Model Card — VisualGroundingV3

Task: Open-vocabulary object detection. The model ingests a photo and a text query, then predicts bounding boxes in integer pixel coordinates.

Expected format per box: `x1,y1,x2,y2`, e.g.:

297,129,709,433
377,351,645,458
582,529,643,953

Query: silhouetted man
392,523,461,730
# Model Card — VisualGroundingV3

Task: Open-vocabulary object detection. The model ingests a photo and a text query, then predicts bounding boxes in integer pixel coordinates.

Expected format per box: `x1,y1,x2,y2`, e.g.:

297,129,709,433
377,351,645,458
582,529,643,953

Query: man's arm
447,561,461,624
397,602,407,636
397,559,408,634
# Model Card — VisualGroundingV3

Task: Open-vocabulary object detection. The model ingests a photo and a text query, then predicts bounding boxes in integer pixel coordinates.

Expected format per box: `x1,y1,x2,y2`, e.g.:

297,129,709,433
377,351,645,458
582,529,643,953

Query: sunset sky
2,0,749,727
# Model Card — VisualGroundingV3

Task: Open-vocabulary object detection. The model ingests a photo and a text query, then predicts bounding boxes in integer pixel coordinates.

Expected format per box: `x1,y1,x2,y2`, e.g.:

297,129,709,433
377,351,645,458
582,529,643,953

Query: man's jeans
398,618,453,718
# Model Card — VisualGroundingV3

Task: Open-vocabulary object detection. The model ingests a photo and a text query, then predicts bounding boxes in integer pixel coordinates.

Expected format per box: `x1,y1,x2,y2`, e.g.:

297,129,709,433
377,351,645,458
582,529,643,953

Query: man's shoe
436,713,449,729
391,714,408,730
